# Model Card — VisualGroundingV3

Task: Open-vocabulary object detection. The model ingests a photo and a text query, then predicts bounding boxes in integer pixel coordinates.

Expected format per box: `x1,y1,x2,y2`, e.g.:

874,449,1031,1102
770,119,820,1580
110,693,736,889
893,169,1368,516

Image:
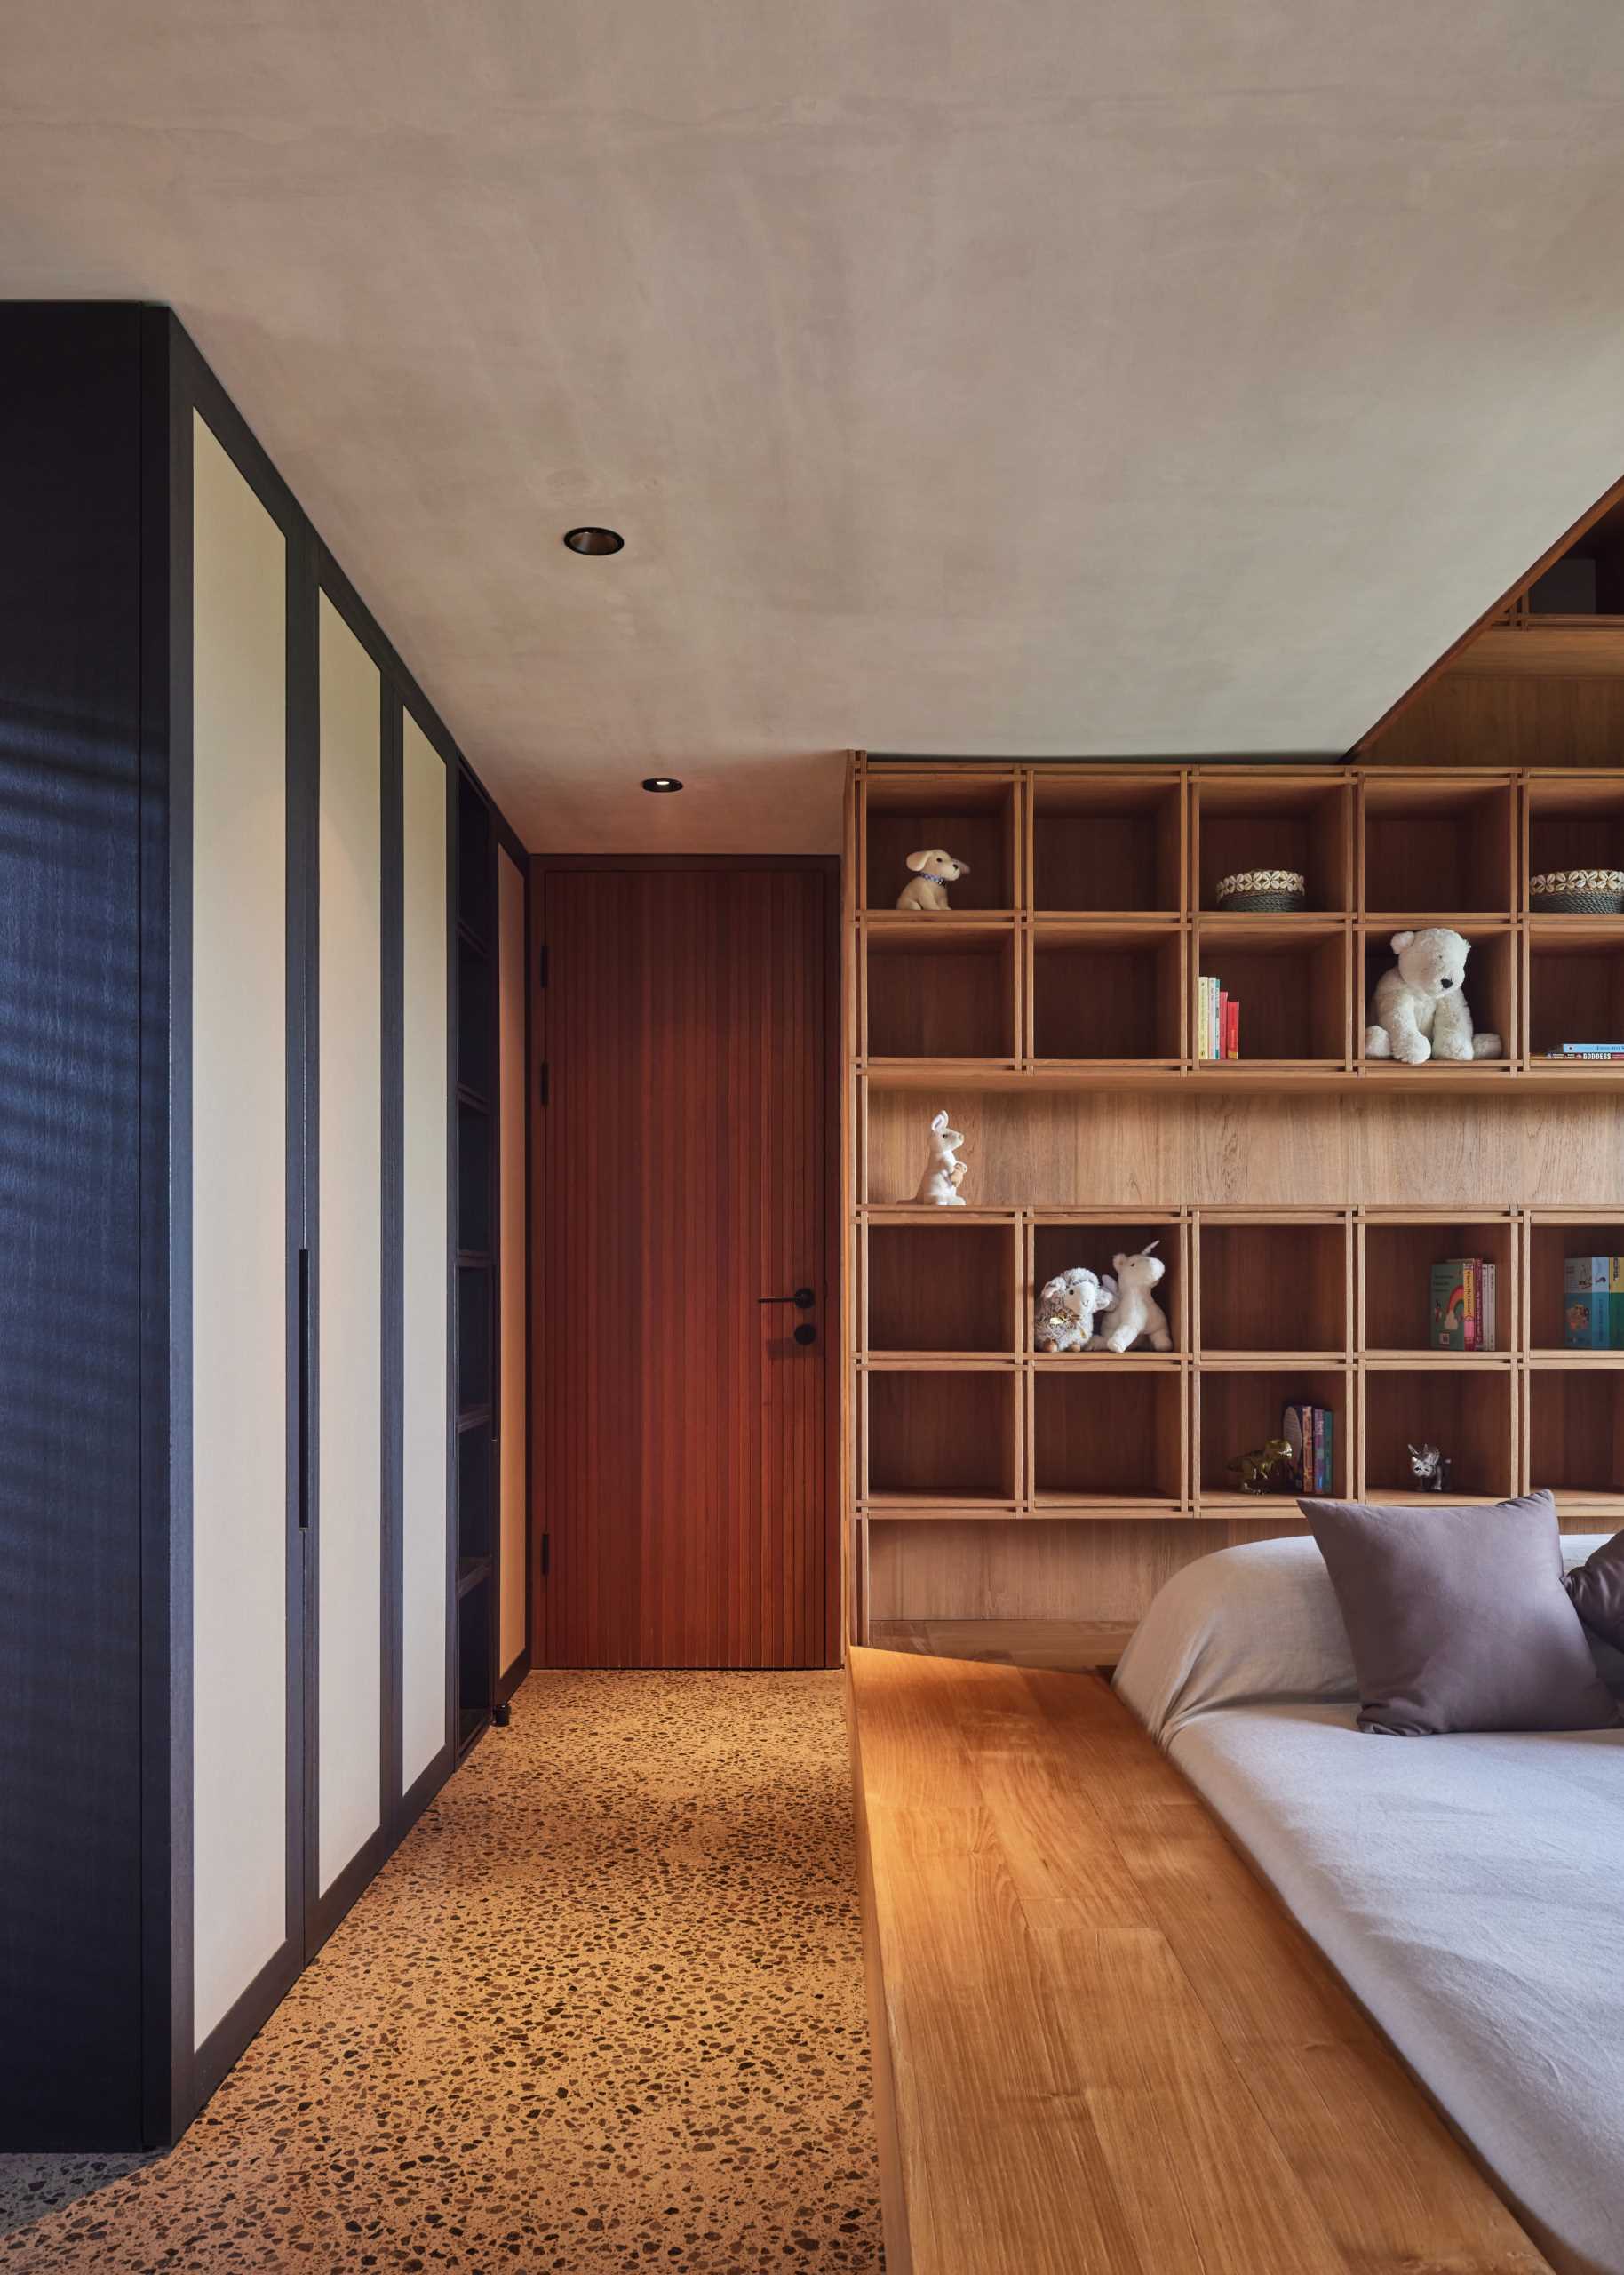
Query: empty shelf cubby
864,775,1015,913
1358,926,1513,1066
1033,1218,1184,1350
458,1101,492,1257
1031,927,1182,1062
1198,1219,1349,1355
1196,923,1348,1062
1031,774,1182,913
1195,777,1350,913
1361,1217,1514,1353
865,1221,1016,1353
1032,1370,1183,1506
458,1423,492,1561
865,924,1015,1060
1528,930,1624,1061
1528,1369,1624,1505
457,1262,492,1416
1363,1367,1513,1501
457,932,492,1098
1360,776,1515,916
1198,1368,1348,1503
1529,1218,1624,1351
865,1368,1016,1504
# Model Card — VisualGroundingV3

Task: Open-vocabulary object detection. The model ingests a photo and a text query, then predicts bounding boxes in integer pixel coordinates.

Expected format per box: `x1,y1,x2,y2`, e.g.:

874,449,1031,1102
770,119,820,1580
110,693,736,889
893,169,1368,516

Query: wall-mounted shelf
845,761,1624,1642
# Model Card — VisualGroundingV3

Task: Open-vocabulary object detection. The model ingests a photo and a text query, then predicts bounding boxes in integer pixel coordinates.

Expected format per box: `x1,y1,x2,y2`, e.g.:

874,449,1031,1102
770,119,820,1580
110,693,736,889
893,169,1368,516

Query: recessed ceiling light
642,777,683,793
563,525,624,556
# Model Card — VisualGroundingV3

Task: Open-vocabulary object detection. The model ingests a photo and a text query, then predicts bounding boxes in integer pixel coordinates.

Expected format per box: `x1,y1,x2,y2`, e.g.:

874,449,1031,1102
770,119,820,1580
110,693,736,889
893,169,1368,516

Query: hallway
0,1673,882,2274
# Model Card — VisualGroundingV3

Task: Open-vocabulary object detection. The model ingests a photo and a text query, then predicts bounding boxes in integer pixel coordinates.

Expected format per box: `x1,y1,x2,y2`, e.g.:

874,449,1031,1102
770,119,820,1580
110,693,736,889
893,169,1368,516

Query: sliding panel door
190,414,293,2046
400,713,451,1793
314,595,384,1908
497,845,529,1690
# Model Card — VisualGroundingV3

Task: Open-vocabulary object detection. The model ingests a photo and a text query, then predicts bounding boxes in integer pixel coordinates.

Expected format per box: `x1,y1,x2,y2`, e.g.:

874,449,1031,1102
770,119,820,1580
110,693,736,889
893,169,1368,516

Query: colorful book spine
1481,1261,1497,1353
1225,995,1239,1060
1430,1261,1468,1351
1564,1256,1611,1349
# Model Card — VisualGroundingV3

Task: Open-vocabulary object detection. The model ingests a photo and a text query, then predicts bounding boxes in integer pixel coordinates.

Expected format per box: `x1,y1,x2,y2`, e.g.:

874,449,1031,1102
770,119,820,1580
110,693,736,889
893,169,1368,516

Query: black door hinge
540,1531,551,1577
537,944,548,988
538,1061,549,1106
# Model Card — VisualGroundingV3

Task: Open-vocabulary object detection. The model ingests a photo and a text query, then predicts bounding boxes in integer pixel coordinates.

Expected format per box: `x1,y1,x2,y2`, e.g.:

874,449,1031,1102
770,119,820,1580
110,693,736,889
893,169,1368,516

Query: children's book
1564,1257,1611,1349
1430,1261,1468,1351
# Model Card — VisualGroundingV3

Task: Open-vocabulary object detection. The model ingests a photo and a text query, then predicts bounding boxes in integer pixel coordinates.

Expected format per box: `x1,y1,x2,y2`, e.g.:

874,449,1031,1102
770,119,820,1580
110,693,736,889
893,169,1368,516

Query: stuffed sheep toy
1035,1267,1115,1353
1365,927,1501,1065
1092,1243,1173,1353
896,849,971,912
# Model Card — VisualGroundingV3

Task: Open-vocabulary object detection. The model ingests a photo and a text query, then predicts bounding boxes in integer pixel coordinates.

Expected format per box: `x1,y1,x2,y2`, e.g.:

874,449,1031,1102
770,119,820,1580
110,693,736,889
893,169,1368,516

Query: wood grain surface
535,866,835,1666
849,1647,1554,2275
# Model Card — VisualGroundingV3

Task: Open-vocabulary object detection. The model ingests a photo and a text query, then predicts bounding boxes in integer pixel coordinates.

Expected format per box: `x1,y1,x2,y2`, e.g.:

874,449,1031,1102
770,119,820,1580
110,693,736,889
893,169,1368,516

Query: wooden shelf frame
852,762,1624,1090
843,759,1624,1642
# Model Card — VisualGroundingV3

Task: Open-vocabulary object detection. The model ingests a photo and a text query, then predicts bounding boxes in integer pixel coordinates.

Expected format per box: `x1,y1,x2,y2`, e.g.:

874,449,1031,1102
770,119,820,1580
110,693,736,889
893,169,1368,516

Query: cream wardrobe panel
316,597,383,1893
401,714,450,1789
497,846,528,1679
190,414,290,2047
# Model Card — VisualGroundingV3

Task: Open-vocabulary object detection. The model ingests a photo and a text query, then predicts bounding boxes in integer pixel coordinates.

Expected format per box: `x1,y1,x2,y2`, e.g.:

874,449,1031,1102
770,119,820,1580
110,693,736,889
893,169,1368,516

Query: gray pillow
1566,1528,1624,1651
1298,1490,1620,1736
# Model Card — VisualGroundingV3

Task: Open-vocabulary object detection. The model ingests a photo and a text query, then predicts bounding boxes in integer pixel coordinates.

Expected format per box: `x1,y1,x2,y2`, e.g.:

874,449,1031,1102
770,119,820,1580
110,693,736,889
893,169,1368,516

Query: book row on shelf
1195,975,1239,1061
1564,1256,1624,1348
1282,1401,1334,1496
1429,1258,1499,1352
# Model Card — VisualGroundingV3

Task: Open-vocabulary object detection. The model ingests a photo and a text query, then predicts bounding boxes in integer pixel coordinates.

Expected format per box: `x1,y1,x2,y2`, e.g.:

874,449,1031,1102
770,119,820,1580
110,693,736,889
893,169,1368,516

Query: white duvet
1114,1536,1624,2275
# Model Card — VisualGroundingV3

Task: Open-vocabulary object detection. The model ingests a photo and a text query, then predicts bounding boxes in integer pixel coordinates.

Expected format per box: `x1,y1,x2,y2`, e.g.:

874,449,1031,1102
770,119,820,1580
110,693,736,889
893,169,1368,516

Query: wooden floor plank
849,1647,1554,2275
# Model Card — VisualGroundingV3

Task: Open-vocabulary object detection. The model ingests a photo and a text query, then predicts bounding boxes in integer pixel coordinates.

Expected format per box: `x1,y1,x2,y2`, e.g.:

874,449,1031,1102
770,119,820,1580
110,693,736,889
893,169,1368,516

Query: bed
1114,1533,1624,2275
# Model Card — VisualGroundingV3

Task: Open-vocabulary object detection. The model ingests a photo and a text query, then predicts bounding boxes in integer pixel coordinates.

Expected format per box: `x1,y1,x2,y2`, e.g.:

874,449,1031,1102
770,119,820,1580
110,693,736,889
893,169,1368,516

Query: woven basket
1216,868,1307,914
1530,868,1624,914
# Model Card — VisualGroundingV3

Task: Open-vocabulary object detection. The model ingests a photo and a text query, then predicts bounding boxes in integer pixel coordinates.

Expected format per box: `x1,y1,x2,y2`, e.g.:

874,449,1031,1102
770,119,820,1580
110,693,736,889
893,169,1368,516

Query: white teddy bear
1091,1244,1173,1353
1034,1268,1115,1353
1365,927,1501,1065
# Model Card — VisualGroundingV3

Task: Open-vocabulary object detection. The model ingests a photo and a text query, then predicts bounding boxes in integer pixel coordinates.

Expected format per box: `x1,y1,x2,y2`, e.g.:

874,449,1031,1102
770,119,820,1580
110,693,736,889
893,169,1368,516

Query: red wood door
533,866,835,1667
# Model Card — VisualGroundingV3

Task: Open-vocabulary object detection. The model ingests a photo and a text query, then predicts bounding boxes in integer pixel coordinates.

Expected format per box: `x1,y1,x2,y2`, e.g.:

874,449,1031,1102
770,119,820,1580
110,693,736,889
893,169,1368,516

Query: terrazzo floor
0,1671,882,2274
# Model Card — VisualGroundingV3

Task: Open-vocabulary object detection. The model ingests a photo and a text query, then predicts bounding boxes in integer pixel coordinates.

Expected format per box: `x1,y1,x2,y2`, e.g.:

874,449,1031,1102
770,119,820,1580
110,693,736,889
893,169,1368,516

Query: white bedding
1114,1537,1624,2275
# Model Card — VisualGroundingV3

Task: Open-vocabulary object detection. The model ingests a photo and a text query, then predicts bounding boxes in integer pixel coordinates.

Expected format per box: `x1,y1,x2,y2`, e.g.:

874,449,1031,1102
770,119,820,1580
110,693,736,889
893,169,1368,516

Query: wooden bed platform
848,1645,1553,2275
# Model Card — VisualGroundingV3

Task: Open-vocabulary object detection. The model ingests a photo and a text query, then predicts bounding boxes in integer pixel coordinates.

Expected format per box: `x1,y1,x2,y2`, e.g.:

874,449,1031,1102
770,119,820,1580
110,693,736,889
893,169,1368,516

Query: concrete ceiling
4,6,1624,850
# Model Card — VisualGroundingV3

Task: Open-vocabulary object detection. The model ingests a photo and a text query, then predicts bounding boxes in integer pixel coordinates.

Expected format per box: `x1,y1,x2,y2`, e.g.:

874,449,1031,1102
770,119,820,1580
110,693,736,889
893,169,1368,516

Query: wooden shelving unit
844,758,1624,1640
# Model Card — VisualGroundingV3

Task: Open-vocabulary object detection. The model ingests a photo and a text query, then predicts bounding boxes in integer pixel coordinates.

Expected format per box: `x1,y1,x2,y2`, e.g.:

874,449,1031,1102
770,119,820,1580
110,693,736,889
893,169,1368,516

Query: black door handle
758,1288,816,1309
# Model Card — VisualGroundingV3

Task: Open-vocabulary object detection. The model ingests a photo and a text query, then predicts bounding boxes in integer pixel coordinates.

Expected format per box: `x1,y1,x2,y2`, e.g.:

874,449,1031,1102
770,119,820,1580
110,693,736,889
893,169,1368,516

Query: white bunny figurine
915,1110,968,1205
1091,1241,1173,1353
896,849,971,912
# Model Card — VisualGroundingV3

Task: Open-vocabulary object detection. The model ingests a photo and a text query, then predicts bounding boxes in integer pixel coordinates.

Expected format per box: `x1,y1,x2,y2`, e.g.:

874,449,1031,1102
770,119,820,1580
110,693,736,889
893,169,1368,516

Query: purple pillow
1298,1490,1619,1736
1566,1529,1624,1650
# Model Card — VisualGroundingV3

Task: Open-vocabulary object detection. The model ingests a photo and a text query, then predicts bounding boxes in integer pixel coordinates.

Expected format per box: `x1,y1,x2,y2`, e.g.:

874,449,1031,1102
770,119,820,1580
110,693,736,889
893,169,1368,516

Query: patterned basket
1215,867,1307,914
1530,868,1624,914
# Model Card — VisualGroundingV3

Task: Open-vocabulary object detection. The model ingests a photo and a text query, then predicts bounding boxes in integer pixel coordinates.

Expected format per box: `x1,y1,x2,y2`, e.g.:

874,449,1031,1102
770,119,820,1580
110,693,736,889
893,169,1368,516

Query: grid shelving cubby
1197,1215,1349,1358
1527,1365,1624,1511
1031,923,1182,1065
1197,1366,1350,1508
864,1217,1018,1355
1360,775,1516,918
1361,1214,1515,1356
1031,1368,1184,1510
1195,920,1349,1065
1031,1216,1186,1351
862,771,1017,914
1194,774,1351,914
864,920,1016,1063
1362,1364,1515,1503
1525,775,1624,889
864,1364,1019,1508
1527,1213,1624,1353
1358,923,1515,1072
1031,773,1183,913
1526,924,1624,1065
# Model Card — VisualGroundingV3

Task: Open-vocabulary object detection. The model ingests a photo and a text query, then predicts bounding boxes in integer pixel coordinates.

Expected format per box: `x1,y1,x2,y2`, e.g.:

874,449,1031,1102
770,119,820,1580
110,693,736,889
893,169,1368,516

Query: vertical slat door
400,713,450,1794
497,845,529,1688
189,414,295,2047
314,596,384,1904
540,867,832,1668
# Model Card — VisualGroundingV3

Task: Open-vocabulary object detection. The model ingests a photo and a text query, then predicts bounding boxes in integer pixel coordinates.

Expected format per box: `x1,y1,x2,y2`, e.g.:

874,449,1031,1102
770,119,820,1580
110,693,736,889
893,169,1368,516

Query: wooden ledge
848,1647,1551,2275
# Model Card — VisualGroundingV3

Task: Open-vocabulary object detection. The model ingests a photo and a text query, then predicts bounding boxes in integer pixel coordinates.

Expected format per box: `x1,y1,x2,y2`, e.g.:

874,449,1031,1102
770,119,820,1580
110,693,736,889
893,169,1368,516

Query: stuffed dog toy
896,849,971,911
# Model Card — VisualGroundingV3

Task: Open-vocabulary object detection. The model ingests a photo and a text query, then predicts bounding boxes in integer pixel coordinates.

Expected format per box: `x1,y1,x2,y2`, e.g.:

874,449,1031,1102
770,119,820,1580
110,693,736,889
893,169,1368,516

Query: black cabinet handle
758,1288,816,1309
298,1247,312,1529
